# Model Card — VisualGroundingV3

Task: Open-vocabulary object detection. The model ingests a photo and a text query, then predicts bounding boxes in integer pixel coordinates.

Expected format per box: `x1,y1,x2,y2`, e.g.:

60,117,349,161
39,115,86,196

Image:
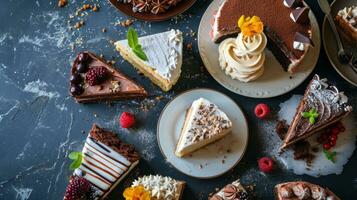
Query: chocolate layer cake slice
212,0,312,73
281,75,352,150
131,175,185,200
63,124,140,200
275,181,341,200
209,179,251,200
69,52,147,103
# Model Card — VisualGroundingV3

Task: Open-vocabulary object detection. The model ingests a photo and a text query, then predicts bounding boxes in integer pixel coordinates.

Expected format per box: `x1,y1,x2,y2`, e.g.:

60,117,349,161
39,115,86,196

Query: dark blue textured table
0,0,356,199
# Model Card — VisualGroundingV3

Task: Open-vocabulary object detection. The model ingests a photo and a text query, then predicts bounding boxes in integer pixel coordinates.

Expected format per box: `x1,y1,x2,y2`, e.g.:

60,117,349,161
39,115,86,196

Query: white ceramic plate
198,0,321,98
157,88,248,179
322,0,357,86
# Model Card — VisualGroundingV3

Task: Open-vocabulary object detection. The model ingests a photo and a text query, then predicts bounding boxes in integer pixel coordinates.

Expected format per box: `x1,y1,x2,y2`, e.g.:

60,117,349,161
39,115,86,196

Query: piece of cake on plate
123,175,185,200
211,0,313,73
275,181,341,200
115,28,183,91
69,51,147,103
209,179,251,200
280,75,352,150
175,98,233,157
335,5,357,45
63,124,140,200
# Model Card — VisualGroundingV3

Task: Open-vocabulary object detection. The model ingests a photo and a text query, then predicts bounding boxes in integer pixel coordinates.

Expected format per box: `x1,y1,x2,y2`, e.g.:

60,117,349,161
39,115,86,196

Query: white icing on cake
176,98,232,155
74,137,132,194
293,41,305,51
338,6,357,30
115,29,183,82
132,175,180,200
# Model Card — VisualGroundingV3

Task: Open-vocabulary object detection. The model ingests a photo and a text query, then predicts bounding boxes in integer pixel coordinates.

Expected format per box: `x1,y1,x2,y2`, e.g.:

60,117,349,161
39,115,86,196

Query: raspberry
254,103,270,119
323,143,331,150
120,112,135,128
64,176,91,200
258,157,274,173
85,66,108,86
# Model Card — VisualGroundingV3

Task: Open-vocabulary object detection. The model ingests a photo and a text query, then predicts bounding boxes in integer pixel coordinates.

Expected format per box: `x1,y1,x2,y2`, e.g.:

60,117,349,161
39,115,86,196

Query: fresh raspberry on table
258,157,274,173
254,103,270,119
120,112,135,128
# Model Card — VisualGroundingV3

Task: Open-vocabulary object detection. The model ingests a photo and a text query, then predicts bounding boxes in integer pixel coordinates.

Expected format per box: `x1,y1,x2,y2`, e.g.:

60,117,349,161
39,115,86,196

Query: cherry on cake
335,5,357,45
280,75,352,150
124,175,185,200
115,29,183,91
275,181,341,200
63,124,140,200
175,98,233,157
209,179,251,200
212,0,314,73
69,52,147,103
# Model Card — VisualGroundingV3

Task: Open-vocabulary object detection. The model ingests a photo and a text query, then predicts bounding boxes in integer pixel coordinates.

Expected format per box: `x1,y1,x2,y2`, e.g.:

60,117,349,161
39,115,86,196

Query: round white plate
198,0,321,98
322,0,357,86
157,88,248,179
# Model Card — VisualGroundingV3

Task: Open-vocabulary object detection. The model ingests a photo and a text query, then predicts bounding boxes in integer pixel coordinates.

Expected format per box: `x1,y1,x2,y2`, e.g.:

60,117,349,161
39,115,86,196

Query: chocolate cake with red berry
211,0,313,73
275,181,341,200
63,124,140,200
69,52,147,103
280,75,352,150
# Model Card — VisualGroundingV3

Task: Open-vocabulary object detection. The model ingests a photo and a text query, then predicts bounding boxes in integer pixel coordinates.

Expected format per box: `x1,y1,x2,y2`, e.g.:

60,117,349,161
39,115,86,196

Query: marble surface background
0,0,356,199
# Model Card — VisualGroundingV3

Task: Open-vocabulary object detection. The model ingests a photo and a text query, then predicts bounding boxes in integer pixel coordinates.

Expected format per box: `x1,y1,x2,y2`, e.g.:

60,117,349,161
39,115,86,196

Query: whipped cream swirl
219,32,267,82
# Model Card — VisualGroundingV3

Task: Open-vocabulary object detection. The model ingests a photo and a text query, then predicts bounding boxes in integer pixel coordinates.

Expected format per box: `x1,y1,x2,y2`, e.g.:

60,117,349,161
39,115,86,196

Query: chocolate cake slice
211,0,312,73
209,179,252,200
63,124,140,200
280,75,352,150
275,181,341,200
69,52,147,103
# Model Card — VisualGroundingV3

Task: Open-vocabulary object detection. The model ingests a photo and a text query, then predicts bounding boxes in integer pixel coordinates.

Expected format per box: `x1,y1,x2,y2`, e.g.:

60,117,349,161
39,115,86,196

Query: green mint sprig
301,108,319,124
323,149,336,163
68,151,84,170
127,27,148,61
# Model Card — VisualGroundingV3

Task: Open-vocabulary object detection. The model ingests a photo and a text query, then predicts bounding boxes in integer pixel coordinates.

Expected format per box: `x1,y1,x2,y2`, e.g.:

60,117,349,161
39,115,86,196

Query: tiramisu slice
209,179,251,200
335,5,357,45
175,98,233,157
275,181,341,200
124,175,185,200
63,124,139,200
281,75,352,150
115,29,183,91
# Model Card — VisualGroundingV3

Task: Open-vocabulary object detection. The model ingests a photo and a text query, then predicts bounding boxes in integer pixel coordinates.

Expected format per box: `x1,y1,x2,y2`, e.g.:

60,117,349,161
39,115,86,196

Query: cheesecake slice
281,75,352,150
69,52,147,103
275,181,341,200
115,29,183,91
209,179,251,200
63,124,140,200
335,5,357,45
131,175,185,200
175,98,233,157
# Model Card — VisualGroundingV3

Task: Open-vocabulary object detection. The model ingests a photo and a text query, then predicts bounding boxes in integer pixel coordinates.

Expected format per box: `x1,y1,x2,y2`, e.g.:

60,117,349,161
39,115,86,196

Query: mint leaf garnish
323,149,336,163
301,108,319,124
69,151,83,170
126,27,148,61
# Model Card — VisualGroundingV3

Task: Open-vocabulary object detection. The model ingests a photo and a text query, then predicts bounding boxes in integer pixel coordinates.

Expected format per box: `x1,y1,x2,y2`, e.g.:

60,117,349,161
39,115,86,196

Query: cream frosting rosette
218,15,267,82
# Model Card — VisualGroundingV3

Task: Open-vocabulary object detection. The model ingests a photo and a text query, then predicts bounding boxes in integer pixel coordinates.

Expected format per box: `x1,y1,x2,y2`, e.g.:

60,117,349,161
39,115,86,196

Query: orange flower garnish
238,15,264,37
123,186,151,200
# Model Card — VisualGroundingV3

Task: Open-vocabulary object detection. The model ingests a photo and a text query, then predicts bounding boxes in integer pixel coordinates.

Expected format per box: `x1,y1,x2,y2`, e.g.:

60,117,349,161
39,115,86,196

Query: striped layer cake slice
63,124,139,200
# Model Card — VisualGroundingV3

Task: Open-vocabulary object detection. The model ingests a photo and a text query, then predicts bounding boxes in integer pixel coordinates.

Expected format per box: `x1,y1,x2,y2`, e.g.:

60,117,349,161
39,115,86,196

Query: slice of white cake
175,98,233,157
115,29,183,91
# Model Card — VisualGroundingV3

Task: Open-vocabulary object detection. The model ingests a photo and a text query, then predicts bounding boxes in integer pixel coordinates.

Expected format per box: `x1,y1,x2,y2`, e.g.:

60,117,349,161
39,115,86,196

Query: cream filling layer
219,33,267,82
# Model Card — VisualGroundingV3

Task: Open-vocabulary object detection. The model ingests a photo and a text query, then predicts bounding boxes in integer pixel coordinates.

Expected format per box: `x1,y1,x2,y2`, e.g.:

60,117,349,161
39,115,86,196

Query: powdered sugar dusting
136,129,157,161
23,80,60,99
12,186,32,200
277,95,357,177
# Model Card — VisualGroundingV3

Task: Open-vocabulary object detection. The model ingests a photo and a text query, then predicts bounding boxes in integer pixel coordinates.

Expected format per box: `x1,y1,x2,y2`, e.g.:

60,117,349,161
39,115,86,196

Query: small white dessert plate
198,0,321,98
157,88,248,179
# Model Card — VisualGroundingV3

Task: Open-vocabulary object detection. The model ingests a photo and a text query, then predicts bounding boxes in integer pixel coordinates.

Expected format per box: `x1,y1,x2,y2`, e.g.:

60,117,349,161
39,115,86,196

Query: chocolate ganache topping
293,75,352,138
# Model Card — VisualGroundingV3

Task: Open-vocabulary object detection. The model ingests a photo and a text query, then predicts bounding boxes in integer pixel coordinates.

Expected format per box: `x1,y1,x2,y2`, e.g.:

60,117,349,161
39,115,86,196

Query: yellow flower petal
238,15,245,28
238,15,264,37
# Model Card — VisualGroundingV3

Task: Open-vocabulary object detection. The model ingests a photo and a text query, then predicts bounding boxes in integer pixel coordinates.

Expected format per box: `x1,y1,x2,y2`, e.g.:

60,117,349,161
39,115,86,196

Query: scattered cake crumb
58,0,67,7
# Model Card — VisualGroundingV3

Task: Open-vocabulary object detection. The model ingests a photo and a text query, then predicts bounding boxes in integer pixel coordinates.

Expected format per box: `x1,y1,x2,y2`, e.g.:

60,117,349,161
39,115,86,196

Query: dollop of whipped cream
219,32,267,82
132,175,179,200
